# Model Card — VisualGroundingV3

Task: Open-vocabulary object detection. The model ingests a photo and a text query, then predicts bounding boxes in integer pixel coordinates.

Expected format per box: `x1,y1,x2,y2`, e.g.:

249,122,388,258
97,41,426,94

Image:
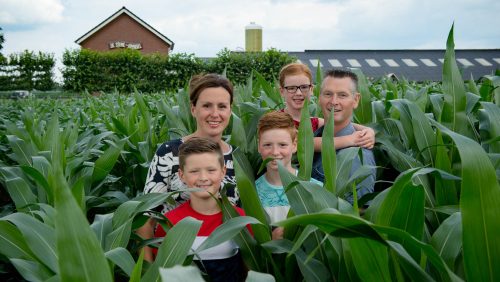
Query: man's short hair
178,137,224,169
257,111,297,141
323,69,359,94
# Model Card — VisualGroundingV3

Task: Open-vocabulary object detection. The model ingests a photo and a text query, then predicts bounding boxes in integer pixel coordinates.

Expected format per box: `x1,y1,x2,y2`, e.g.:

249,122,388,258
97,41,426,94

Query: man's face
319,76,360,130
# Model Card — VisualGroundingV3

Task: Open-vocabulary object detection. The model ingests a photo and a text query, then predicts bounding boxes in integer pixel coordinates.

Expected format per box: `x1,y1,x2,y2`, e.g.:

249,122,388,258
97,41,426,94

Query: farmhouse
75,7,174,55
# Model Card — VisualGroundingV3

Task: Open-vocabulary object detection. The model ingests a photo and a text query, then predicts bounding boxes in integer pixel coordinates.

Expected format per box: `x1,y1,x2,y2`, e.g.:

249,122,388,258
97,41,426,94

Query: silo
245,22,262,52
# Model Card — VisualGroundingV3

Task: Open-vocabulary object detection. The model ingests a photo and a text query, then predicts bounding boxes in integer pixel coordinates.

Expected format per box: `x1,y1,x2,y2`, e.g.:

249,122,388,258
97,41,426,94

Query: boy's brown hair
279,63,313,87
257,111,297,141
189,73,234,106
178,137,224,169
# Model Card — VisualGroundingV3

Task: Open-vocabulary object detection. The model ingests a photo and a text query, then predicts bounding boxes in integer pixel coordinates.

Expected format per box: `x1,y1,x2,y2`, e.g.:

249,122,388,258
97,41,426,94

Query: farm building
75,6,174,55
289,49,500,81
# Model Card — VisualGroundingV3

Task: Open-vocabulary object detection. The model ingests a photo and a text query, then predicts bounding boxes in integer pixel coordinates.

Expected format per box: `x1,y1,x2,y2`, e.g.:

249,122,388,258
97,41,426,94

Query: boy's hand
272,227,284,240
351,128,375,149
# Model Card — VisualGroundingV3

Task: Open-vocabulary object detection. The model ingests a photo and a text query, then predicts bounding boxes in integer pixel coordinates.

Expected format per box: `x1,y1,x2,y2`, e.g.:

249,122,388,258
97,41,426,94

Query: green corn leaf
246,270,276,282
386,241,434,281
10,258,53,282
277,213,459,281
42,112,60,152
129,249,145,282
289,225,319,256
20,165,52,204
376,168,425,262
52,159,113,281
434,129,459,206
295,248,331,282
321,106,336,193
105,247,136,277
105,218,133,251
376,226,461,282
219,195,262,271
352,68,373,124
255,70,281,107
159,265,204,282
431,212,462,270
92,138,126,185
71,176,86,211
4,177,37,212
390,100,416,151
431,120,500,281
348,237,391,282
465,92,481,116
4,213,57,272
90,213,113,249
6,135,34,166
143,217,202,282
0,221,36,260
134,192,176,213
334,147,360,197
297,98,314,180
232,148,271,243
405,100,437,166
229,113,247,152
111,116,129,136
195,216,261,253
276,213,387,245
314,60,323,103
479,102,500,153
441,24,474,139
113,200,142,229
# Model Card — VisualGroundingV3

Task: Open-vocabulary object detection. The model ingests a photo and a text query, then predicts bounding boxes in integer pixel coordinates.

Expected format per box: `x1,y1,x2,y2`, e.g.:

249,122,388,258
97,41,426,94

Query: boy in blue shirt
256,111,322,239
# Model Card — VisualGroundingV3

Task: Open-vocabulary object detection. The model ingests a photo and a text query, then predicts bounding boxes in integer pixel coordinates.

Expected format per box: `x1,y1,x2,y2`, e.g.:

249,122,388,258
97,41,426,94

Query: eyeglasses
283,84,311,94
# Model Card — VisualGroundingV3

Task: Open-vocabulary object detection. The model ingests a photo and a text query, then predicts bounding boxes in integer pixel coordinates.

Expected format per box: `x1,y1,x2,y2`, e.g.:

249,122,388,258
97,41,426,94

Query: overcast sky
1,0,499,63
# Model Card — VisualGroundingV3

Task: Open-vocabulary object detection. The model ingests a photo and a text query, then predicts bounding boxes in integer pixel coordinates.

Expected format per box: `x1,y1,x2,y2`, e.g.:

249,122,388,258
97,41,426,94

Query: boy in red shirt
154,137,246,281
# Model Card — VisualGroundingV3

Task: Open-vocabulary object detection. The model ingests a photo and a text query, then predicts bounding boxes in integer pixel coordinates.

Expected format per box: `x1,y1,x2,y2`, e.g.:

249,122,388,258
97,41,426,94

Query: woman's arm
136,218,156,262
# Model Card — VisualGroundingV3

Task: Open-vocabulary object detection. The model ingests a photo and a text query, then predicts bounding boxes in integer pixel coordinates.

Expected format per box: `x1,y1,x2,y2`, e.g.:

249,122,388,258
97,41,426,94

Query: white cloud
0,0,64,26
1,0,499,61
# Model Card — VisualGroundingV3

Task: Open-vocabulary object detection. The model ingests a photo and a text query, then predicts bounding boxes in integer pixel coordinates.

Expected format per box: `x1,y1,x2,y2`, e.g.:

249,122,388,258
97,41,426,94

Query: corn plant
0,24,499,282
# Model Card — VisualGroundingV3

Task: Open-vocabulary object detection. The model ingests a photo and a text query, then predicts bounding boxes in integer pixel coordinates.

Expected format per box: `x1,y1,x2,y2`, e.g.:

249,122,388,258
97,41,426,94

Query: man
311,69,376,205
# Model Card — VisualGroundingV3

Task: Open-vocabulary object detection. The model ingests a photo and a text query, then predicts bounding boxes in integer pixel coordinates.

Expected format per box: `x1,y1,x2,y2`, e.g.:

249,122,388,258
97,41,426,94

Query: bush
62,48,296,93
0,50,55,91
207,48,296,85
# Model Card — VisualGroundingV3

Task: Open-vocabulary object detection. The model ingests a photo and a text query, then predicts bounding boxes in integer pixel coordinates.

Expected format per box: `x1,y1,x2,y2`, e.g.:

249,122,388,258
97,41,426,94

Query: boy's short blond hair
178,137,224,169
257,111,297,141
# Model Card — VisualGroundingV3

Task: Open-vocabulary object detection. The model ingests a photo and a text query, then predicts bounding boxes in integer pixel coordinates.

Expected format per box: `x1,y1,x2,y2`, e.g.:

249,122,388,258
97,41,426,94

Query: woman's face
191,87,232,138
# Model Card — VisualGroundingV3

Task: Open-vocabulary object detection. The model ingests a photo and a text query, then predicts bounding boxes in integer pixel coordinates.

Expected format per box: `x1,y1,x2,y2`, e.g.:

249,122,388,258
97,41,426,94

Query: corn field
0,26,499,282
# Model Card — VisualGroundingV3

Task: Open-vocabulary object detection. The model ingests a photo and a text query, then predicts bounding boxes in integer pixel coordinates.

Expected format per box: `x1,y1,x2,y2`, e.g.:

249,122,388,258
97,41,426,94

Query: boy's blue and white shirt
255,172,322,224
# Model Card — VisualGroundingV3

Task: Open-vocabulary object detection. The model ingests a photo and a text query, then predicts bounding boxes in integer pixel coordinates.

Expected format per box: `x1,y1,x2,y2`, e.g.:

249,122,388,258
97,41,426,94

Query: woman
138,73,238,262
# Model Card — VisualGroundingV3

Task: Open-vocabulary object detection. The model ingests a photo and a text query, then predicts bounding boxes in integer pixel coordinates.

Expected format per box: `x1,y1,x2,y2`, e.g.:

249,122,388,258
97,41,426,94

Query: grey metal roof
288,49,500,81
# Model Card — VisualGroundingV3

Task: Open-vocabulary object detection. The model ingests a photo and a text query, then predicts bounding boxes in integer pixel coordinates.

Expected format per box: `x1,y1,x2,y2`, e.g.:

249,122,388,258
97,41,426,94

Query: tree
0,27,4,53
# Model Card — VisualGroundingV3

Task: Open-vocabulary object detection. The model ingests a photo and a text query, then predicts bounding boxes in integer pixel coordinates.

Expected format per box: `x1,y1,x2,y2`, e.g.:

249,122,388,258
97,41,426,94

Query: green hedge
62,48,296,93
0,50,55,91
207,48,296,84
